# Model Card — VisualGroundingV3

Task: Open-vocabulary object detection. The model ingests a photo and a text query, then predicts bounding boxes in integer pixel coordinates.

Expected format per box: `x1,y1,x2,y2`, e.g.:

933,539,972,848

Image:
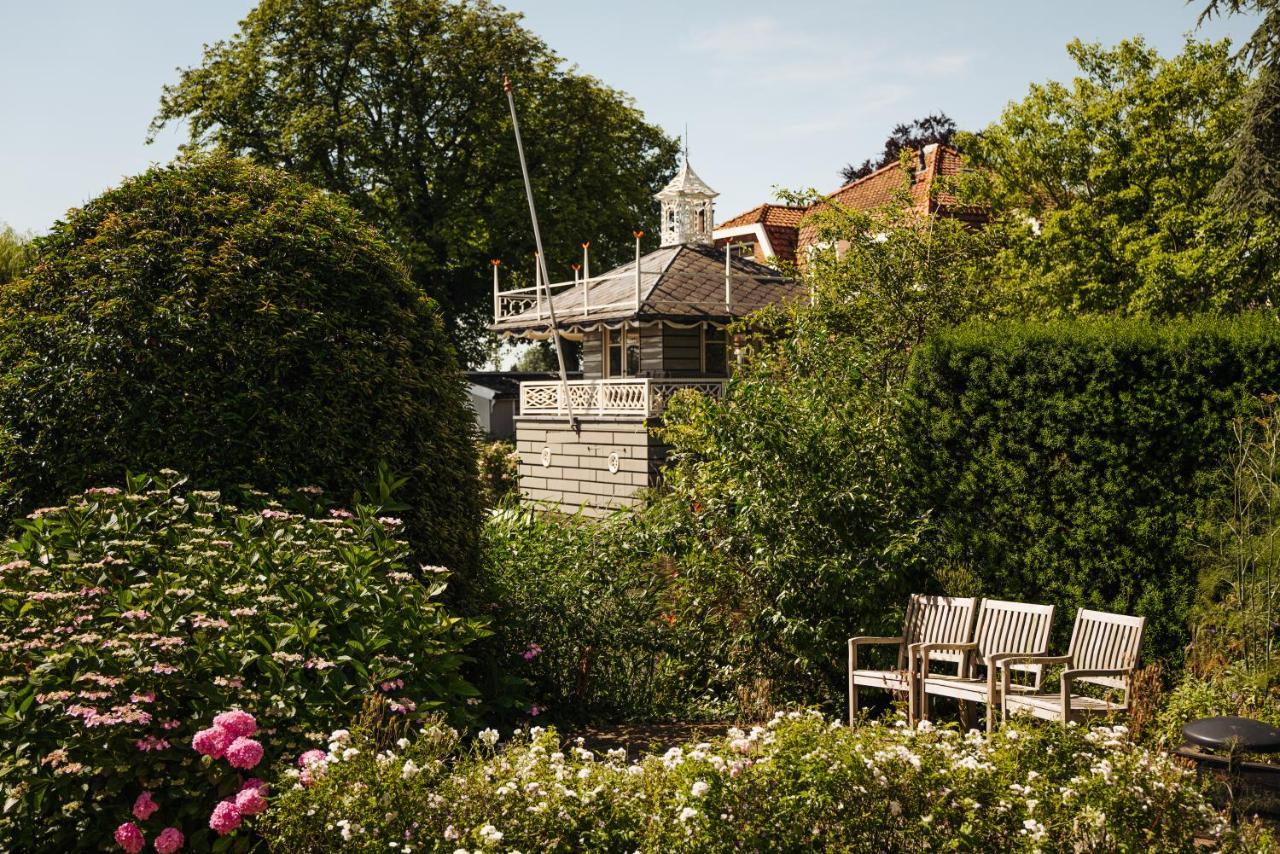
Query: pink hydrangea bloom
114,821,145,854
132,791,159,821
240,777,268,794
192,726,231,759
209,800,241,835
225,736,263,769
212,710,256,738
297,749,326,768
154,827,184,854
234,786,267,816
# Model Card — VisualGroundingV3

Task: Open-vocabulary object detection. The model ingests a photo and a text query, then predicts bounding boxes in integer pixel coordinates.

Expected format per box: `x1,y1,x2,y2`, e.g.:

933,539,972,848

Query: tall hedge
904,315,1280,661
0,154,480,570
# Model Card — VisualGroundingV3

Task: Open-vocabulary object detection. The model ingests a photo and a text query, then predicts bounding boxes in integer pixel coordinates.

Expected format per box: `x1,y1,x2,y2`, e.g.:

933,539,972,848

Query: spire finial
683,123,689,162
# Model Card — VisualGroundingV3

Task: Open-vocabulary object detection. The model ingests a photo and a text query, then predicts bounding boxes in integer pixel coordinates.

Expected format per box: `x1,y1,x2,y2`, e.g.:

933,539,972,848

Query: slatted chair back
970,599,1055,682
1066,609,1147,691
901,595,979,670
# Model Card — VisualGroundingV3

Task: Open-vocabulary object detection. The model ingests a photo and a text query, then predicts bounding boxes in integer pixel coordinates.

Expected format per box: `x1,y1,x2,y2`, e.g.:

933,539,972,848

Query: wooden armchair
916,598,1055,732
848,595,977,725
1000,608,1146,726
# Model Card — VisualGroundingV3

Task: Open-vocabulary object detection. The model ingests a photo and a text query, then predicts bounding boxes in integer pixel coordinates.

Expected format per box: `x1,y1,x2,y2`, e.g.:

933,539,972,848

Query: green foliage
1191,395,1280,675
0,154,481,572
476,441,521,509
150,0,680,364
0,223,30,286
957,38,1280,317
475,506,698,722
903,314,1280,663
0,472,488,851
262,711,1256,853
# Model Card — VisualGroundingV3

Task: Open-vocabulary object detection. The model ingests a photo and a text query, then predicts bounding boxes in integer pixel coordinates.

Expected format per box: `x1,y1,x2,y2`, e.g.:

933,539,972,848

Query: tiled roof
715,145,978,266
490,243,804,338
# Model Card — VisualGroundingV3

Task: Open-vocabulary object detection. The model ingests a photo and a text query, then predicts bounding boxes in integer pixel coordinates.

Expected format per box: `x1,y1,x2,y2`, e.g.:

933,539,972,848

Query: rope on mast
504,76,576,423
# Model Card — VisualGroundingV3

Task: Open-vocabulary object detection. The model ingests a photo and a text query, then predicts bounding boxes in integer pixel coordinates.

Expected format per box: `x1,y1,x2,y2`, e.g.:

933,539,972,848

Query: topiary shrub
0,472,488,850
904,314,1280,663
0,154,480,571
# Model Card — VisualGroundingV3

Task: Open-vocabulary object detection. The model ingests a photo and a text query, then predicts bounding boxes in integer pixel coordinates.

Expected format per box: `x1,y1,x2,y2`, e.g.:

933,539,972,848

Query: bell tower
655,156,718,247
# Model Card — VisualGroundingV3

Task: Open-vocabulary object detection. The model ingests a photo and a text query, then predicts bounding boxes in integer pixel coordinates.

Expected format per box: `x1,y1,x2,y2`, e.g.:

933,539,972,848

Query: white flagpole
504,76,575,422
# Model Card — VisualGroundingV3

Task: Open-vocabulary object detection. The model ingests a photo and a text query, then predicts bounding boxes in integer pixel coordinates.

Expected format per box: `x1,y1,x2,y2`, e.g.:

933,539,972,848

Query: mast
504,76,575,423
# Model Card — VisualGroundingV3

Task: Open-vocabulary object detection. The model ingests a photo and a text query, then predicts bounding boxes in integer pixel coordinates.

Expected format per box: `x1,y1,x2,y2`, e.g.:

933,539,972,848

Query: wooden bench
848,595,977,725
1000,608,1146,725
916,598,1055,732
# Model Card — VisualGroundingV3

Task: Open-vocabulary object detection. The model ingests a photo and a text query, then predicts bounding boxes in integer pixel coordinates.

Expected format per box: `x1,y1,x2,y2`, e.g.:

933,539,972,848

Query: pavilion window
604,327,641,377
625,328,641,376
605,328,622,377
704,326,728,375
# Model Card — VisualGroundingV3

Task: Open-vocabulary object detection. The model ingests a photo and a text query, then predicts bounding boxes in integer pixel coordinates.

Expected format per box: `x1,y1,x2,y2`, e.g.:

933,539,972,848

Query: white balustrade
519,378,726,417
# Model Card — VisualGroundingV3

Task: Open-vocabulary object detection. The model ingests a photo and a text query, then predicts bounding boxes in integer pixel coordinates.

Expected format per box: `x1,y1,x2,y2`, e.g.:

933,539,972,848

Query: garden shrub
904,315,1280,662
0,472,488,851
476,441,521,509
1154,668,1280,751
474,506,703,724
262,710,1267,853
0,154,480,571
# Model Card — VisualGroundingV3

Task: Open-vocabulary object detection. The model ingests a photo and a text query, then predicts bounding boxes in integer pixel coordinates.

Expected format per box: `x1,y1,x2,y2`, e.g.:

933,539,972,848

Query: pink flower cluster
522,642,543,661
112,792,182,853
297,748,329,787
189,710,270,836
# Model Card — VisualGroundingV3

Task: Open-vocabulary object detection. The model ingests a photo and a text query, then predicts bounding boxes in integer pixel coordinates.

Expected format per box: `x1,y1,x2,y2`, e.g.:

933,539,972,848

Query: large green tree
150,0,679,365
957,38,1280,318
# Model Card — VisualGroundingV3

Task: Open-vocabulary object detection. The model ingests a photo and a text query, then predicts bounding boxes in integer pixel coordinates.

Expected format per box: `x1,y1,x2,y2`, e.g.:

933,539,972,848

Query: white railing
495,270,641,324
519,378,727,417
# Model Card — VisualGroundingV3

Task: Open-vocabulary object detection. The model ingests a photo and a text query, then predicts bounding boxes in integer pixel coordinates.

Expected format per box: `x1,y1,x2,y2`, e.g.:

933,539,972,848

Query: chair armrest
848,637,905,672
1062,668,1130,681
849,636,905,647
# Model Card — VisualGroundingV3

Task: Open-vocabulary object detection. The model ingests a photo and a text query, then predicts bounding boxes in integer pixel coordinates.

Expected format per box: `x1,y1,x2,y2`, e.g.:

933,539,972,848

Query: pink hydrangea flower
132,791,159,821
154,827,184,854
234,786,267,816
209,800,241,835
212,709,257,738
113,821,145,854
225,736,263,769
192,726,231,758
297,749,327,768
240,777,268,794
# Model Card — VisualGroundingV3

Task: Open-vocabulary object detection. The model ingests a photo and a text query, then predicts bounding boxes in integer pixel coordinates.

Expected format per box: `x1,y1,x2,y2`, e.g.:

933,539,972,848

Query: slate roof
490,243,803,338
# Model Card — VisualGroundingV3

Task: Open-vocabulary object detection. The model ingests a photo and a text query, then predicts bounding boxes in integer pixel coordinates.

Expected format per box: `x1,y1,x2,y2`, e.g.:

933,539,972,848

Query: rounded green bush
0,154,480,570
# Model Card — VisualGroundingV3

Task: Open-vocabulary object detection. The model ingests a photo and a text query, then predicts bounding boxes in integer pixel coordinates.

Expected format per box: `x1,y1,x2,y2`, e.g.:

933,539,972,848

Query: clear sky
0,1,1260,236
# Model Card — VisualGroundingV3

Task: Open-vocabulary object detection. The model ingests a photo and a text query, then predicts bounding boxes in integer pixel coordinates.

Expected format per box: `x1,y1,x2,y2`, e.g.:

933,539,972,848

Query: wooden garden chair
999,608,1146,726
848,595,978,725
915,598,1055,732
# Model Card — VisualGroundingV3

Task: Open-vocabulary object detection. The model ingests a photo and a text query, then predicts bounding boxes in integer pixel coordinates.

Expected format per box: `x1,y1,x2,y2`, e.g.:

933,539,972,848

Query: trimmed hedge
904,315,1280,661
0,154,480,570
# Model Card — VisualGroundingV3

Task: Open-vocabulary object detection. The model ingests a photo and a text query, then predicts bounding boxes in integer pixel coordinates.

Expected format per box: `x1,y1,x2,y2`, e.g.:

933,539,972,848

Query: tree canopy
840,113,958,184
957,38,1280,317
150,0,680,365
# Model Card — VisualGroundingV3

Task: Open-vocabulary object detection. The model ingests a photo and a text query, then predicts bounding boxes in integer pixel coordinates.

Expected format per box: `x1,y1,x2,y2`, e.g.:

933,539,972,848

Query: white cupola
655,158,718,247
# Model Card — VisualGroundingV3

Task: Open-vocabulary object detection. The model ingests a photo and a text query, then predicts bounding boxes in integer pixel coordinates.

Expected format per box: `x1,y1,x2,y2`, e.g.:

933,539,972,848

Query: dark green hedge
904,315,1280,662
0,154,480,571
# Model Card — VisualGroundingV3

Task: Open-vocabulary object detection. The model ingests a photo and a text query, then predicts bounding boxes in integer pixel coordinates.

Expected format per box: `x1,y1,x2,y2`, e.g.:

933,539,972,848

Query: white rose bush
263,710,1272,852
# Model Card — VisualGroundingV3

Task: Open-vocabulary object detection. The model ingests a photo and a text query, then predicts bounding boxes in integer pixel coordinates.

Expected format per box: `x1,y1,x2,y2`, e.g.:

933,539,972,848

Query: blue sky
0,1,1260,235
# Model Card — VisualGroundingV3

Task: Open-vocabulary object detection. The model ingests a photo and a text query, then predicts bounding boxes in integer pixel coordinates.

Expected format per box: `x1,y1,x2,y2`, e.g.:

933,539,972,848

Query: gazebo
490,159,803,515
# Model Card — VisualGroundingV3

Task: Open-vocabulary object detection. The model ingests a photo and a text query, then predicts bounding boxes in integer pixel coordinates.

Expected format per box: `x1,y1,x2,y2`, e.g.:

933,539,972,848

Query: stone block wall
515,417,664,516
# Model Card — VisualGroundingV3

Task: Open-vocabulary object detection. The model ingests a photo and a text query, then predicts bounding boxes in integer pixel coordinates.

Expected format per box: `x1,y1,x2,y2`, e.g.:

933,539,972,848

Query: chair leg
985,700,995,733
848,640,858,725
